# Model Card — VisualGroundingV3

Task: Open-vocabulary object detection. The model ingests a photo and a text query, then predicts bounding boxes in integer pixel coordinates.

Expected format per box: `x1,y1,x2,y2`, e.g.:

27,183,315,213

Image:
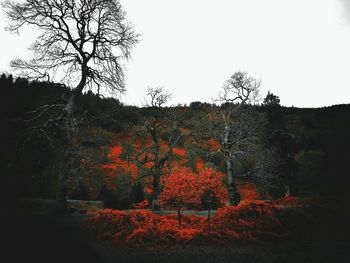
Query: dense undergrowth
84,199,303,247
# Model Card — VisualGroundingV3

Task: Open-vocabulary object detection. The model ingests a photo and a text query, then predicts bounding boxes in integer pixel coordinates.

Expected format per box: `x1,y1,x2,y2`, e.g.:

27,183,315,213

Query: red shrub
86,209,132,244
126,225,161,245
239,182,261,201
85,202,284,247
129,210,159,227
131,199,150,209
214,202,279,228
209,202,283,242
272,196,303,206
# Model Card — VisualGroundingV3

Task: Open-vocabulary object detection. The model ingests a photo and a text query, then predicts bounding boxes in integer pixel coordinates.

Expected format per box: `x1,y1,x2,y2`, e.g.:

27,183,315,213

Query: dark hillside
1,74,350,205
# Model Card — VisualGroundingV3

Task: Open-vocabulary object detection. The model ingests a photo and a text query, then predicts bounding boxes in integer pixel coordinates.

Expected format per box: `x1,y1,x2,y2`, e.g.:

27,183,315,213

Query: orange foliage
272,196,303,206
101,132,262,207
195,159,205,170
239,182,260,201
131,199,150,209
159,166,227,211
85,201,283,247
172,147,187,157
101,132,191,192
144,187,153,194
85,209,204,246
102,145,132,189
205,139,221,151
159,167,201,210
213,201,278,227
197,167,228,204
101,142,139,191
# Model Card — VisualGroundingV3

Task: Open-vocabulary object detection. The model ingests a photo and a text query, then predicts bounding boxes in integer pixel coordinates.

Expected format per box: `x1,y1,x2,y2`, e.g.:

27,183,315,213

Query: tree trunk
151,172,161,211
227,157,241,206
56,65,88,211
177,210,182,228
223,121,241,206
56,97,77,211
207,206,211,231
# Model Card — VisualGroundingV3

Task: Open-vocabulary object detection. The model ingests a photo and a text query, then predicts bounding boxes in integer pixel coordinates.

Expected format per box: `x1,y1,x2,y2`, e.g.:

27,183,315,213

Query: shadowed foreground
2,213,105,263
103,242,350,263
2,200,350,263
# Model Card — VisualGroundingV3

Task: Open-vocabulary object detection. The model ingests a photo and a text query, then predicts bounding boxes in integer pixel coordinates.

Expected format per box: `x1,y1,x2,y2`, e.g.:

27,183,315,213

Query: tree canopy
3,0,139,95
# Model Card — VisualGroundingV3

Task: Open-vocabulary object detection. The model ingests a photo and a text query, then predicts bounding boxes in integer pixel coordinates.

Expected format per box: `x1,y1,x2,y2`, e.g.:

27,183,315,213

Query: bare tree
3,0,139,94
219,71,261,105
2,0,139,207
211,71,263,206
126,87,185,210
143,86,173,108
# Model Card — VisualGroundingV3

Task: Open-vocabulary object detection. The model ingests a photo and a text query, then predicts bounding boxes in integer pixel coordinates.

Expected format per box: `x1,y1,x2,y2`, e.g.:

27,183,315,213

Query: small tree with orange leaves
159,167,199,228
159,166,227,228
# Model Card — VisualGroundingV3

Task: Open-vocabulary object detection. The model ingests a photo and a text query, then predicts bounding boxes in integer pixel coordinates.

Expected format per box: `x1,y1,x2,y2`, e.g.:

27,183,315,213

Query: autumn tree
2,0,139,207
125,87,186,211
198,166,227,229
159,166,226,228
159,167,199,228
208,71,264,206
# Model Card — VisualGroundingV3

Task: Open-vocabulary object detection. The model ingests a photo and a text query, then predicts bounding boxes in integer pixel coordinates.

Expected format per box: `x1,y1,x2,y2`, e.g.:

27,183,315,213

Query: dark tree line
0,73,137,205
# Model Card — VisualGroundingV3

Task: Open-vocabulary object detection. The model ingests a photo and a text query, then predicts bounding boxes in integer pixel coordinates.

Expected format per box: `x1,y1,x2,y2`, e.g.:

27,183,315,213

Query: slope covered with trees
1,73,350,211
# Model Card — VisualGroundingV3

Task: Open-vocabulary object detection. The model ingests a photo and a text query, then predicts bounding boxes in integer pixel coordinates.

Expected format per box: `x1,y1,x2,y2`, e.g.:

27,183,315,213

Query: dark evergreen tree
263,91,281,107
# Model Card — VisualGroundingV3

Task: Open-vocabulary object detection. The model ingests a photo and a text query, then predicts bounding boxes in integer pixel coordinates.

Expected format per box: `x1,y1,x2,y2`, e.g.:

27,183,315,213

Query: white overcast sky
1,0,350,107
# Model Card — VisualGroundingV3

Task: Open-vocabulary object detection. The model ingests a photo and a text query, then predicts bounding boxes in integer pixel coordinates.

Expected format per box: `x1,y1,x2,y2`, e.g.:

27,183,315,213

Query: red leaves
198,167,228,205
172,228,202,242
272,196,303,206
85,209,205,246
102,145,138,180
85,202,283,247
159,166,201,210
214,202,278,226
172,147,187,157
131,199,150,209
210,202,282,242
159,166,227,211
239,182,260,201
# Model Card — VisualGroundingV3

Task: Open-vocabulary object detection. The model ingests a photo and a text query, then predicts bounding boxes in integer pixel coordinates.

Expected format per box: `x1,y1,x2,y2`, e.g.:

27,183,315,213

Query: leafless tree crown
2,0,140,95
218,71,261,105
142,86,173,108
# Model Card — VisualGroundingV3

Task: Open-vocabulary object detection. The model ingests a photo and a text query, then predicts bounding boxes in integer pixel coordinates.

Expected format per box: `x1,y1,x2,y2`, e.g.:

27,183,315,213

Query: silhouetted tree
3,0,139,208
126,87,186,210
263,91,281,107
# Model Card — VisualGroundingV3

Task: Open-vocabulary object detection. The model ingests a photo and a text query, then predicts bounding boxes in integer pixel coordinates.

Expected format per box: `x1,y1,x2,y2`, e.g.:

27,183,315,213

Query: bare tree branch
142,86,173,108
217,71,261,106
2,0,140,95
2,0,139,207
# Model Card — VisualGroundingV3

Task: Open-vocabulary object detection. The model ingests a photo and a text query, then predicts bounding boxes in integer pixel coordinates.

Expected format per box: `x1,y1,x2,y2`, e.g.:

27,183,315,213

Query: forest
2,73,350,205
1,73,350,262
1,0,350,262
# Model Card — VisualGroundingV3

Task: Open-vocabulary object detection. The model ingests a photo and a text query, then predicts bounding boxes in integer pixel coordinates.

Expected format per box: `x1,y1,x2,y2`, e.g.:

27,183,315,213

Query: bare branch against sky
1,0,350,107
